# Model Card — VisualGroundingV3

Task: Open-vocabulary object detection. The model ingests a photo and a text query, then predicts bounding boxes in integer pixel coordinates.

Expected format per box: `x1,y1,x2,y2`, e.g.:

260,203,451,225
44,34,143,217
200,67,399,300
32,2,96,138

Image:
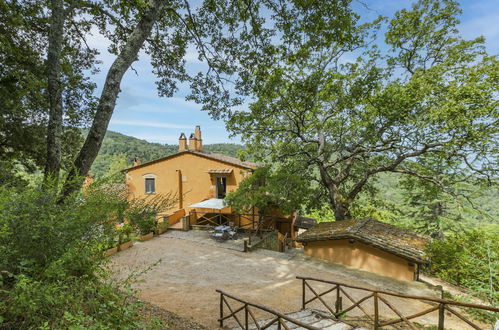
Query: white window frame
143,174,157,194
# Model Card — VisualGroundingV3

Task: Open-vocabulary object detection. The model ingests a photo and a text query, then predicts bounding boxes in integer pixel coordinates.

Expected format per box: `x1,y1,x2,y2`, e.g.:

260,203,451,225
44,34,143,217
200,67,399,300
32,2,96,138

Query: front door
216,176,227,199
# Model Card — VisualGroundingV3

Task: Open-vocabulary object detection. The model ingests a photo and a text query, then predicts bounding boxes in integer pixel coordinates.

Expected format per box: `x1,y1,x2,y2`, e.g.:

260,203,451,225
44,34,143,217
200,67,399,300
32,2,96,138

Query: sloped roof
123,150,258,172
191,150,257,169
296,218,429,263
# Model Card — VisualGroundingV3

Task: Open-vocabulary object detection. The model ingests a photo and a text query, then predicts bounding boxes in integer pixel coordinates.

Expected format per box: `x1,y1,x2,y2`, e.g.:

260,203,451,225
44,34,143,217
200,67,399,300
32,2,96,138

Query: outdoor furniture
212,225,237,241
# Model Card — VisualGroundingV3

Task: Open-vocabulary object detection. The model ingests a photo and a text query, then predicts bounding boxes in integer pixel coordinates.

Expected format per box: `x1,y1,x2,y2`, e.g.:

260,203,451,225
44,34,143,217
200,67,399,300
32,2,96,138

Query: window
216,176,227,199
145,178,155,194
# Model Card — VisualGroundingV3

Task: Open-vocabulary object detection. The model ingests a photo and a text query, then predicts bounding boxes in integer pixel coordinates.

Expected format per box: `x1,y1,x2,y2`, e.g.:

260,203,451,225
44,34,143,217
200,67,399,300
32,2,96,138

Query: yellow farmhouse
123,126,270,230
125,126,255,203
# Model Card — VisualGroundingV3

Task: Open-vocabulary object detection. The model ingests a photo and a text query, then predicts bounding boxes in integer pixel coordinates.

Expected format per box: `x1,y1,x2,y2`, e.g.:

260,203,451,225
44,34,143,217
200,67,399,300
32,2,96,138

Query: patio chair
228,226,238,240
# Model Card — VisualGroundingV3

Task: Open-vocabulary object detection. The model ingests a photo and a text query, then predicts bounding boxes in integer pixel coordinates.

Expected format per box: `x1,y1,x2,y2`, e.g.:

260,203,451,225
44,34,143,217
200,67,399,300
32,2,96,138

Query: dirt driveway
110,233,480,329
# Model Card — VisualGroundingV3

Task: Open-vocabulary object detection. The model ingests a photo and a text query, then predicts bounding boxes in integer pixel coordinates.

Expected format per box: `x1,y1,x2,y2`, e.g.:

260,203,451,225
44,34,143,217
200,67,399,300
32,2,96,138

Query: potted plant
138,215,156,241
155,217,169,235
117,224,134,251
128,212,156,241
103,245,118,256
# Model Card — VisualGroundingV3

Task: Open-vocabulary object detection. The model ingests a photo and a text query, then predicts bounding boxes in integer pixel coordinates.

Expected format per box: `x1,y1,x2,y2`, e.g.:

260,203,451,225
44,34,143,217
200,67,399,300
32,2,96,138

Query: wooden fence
298,276,499,329
217,290,320,330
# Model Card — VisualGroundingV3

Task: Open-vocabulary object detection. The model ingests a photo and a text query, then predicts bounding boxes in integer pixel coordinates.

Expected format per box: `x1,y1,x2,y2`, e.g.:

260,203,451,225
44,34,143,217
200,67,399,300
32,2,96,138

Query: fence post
335,286,342,315
219,293,224,328
302,279,306,310
244,239,249,253
277,318,282,330
182,215,189,231
438,303,445,330
374,292,379,330
245,304,248,330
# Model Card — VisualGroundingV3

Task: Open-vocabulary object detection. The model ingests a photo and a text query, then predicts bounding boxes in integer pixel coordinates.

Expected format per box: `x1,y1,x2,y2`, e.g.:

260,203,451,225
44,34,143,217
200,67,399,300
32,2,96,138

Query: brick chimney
188,133,197,151
133,157,140,166
178,133,187,152
194,125,202,151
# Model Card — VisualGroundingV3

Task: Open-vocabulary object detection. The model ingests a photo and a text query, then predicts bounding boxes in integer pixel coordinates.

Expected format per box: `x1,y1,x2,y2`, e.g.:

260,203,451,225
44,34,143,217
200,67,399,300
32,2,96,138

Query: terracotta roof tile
190,150,257,169
124,150,258,172
296,218,429,263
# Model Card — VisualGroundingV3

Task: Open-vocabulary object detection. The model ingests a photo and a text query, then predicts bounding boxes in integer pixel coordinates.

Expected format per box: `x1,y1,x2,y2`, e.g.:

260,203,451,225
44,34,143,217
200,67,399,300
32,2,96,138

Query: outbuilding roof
295,218,429,264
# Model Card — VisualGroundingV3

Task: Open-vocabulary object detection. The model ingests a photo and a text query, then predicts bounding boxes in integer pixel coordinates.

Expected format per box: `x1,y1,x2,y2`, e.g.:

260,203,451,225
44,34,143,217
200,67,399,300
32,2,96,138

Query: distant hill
90,130,244,178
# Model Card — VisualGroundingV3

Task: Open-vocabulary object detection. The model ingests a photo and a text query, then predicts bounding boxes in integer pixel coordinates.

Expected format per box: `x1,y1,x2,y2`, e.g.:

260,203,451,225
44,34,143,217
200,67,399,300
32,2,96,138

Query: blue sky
87,0,499,146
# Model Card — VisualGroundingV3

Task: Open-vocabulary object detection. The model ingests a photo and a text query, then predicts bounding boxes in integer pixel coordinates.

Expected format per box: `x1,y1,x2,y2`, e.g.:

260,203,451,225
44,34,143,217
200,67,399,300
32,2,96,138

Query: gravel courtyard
110,231,480,329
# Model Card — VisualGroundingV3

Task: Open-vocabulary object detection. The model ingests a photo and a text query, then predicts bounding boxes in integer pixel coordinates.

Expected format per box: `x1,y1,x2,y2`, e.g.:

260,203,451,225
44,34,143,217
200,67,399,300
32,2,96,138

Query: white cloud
460,9,499,47
110,119,192,129
129,133,180,144
184,45,204,63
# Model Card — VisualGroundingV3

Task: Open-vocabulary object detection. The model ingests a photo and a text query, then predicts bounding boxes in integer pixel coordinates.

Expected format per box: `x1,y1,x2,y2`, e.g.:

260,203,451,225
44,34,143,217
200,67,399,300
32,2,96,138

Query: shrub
128,212,157,236
0,185,149,328
125,193,177,236
118,223,134,243
425,229,498,305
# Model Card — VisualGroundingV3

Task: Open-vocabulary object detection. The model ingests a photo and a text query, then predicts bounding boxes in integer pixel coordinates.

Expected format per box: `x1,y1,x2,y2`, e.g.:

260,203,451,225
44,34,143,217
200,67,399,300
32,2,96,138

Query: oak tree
227,0,499,220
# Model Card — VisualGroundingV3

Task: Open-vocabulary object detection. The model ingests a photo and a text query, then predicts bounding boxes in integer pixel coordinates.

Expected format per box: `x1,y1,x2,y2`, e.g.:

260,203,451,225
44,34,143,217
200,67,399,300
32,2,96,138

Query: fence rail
298,276,499,330
217,290,321,330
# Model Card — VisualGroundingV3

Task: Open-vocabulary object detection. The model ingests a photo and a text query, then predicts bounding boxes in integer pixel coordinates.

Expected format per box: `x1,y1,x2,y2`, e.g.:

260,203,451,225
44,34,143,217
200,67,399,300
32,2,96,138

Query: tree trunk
318,165,351,221
60,0,165,198
44,0,65,183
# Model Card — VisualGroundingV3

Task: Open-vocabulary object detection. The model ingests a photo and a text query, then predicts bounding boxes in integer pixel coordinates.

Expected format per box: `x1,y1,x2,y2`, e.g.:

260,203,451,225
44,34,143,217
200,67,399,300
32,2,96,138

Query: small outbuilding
295,218,429,281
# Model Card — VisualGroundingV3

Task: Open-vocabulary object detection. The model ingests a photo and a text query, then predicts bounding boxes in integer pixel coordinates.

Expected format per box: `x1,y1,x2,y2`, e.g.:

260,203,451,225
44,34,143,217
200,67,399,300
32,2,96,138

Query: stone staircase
230,308,367,330
169,221,184,230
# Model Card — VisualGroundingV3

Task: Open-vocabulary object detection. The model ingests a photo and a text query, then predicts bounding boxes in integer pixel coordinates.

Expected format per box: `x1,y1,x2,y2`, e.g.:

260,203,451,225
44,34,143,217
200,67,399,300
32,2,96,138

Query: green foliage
118,223,134,244
125,194,177,236
85,176,177,236
1,0,97,172
227,0,498,220
0,183,152,328
129,214,156,236
226,165,310,215
0,161,29,189
425,229,498,305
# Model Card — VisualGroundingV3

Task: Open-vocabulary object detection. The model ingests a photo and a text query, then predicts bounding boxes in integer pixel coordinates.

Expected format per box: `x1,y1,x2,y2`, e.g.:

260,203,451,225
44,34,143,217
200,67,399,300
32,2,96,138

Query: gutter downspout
176,169,183,209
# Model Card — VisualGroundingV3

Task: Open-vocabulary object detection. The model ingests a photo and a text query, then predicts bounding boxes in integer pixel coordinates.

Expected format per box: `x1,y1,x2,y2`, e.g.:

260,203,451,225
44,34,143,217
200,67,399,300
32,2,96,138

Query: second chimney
194,126,202,151
133,157,141,166
188,133,197,151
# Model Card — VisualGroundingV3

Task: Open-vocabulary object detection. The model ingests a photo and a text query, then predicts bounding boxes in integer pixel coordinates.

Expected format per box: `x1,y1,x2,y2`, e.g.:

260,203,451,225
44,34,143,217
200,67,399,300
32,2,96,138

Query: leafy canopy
226,166,310,215
227,0,498,220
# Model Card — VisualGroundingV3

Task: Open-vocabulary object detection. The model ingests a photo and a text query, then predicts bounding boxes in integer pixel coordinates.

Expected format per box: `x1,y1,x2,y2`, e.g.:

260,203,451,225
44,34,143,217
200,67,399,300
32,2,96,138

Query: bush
425,229,498,305
118,223,134,243
0,185,149,328
129,212,157,236
125,193,177,236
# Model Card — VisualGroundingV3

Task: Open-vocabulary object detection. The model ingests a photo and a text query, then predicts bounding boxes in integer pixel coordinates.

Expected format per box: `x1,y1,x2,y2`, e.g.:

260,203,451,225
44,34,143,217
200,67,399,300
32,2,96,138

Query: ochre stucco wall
125,153,250,215
303,240,417,281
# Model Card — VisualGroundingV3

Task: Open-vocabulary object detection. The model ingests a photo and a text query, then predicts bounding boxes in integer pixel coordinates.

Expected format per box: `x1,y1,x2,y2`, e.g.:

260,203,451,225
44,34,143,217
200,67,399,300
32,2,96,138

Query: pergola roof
188,198,227,209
